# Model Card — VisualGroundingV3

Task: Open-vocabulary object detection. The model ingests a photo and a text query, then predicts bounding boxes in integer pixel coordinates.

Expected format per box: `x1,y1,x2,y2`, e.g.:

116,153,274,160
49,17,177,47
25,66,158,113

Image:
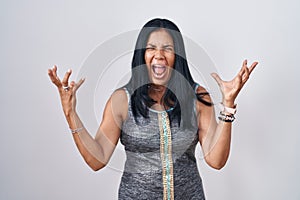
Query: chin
150,76,170,86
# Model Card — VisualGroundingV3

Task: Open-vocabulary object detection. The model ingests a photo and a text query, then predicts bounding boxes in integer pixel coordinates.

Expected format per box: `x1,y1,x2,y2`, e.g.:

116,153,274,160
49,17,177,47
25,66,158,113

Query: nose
154,49,165,60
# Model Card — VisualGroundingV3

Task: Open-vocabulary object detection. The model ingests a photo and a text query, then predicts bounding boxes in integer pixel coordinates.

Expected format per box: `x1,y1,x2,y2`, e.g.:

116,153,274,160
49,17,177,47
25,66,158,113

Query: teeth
153,65,166,75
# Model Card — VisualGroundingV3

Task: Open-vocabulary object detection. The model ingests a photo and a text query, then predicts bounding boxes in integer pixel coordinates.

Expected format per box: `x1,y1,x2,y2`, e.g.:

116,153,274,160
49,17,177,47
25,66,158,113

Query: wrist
219,102,237,115
222,100,235,108
70,126,84,134
65,111,80,130
218,111,235,122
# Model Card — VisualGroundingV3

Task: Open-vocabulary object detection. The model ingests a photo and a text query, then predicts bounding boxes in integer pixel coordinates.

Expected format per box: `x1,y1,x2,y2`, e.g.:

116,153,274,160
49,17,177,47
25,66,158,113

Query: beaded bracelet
218,103,237,115
70,127,84,134
218,112,235,122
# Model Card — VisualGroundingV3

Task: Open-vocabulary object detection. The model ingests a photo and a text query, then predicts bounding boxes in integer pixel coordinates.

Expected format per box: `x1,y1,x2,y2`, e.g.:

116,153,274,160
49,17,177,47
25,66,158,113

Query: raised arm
48,66,127,171
197,60,258,170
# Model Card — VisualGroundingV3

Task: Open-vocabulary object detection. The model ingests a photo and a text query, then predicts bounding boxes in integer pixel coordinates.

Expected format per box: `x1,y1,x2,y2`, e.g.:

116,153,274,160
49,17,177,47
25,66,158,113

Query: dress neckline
148,107,174,113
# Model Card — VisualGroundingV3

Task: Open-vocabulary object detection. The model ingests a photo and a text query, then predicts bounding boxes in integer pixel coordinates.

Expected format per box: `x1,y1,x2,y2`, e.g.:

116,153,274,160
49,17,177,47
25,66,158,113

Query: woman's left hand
211,59,258,107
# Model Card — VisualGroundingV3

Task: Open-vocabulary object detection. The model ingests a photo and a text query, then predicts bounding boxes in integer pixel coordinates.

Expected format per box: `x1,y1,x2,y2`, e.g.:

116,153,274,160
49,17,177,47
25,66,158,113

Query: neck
148,84,166,104
148,83,166,93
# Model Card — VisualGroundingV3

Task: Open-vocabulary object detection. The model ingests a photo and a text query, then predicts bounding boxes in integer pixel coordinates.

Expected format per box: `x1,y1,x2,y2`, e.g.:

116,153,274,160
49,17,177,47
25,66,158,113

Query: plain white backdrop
1,0,299,199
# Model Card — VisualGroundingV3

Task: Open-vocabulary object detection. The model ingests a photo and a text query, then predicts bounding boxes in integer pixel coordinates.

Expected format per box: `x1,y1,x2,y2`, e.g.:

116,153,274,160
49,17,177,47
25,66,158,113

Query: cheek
144,52,151,65
144,54,152,73
167,54,175,68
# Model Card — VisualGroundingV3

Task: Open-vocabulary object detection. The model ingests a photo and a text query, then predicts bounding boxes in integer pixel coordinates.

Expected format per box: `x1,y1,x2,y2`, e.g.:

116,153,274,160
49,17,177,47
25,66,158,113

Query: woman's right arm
48,66,126,171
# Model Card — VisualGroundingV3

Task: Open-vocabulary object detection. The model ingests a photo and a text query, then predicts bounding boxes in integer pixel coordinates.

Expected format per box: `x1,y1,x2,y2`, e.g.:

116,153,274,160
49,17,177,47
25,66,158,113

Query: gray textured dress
119,88,205,200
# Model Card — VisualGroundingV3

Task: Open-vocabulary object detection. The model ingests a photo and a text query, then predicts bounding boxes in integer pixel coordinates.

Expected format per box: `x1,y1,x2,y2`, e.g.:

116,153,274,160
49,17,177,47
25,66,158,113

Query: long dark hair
125,18,212,128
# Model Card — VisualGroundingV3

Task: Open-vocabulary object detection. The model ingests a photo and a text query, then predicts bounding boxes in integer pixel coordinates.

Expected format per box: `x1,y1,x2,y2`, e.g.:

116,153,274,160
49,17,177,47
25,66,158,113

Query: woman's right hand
48,65,85,117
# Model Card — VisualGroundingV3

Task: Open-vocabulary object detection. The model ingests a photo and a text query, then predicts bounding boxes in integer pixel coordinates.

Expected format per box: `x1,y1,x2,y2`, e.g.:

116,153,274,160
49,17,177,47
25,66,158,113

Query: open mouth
152,64,167,78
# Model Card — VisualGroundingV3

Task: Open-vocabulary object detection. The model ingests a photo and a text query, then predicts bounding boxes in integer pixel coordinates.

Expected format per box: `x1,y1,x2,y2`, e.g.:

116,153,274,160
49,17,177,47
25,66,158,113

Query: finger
242,63,250,77
76,78,85,89
47,65,56,79
52,65,59,78
238,60,248,76
50,65,59,79
48,65,62,87
248,61,258,74
61,69,72,87
242,69,250,84
71,78,86,91
53,65,57,74
240,61,258,83
69,81,75,91
211,73,223,87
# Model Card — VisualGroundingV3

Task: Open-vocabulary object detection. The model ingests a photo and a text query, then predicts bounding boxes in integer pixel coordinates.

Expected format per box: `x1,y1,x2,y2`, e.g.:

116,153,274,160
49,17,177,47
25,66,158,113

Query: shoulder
195,85,213,112
195,85,207,93
111,88,129,103
195,85,211,102
107,88,129,122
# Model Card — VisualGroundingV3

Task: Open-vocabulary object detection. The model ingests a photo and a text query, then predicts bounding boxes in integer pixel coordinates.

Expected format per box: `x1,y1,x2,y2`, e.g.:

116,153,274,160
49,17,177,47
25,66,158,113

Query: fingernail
68,69,71,73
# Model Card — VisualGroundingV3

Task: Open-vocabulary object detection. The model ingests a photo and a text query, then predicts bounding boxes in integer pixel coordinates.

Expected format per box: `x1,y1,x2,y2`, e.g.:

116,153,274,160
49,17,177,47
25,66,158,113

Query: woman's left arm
198,60,258,170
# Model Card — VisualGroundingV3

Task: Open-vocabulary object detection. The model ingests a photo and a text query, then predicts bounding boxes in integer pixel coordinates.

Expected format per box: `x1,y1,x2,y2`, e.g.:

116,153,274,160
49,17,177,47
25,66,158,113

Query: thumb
69,78,85,92
211,73,223,86
74,78,86,91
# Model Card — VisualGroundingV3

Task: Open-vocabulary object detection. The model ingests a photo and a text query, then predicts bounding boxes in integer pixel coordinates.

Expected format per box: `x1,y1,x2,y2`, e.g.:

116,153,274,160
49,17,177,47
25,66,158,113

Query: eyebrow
146,43,174,48
163,44,174,48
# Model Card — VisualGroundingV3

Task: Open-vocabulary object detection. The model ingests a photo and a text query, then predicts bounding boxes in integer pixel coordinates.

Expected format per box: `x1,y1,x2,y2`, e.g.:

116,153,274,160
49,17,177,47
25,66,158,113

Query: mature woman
48,18,258,199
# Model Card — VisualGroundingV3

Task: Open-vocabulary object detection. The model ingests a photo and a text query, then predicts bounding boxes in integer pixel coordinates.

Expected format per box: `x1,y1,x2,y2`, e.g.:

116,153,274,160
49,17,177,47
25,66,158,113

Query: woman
48,18,258,199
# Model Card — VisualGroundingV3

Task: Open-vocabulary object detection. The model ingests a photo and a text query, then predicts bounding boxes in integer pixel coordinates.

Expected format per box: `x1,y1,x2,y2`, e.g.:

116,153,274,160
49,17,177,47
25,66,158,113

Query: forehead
147,29,174,45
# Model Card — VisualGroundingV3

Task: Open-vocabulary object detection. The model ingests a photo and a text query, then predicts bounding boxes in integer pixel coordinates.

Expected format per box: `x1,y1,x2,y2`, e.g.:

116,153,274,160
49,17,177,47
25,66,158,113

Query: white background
1,0,299,199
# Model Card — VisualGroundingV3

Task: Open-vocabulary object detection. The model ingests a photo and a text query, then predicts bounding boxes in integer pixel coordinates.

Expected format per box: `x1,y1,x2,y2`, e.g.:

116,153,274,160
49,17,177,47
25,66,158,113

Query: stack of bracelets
218,103,237,123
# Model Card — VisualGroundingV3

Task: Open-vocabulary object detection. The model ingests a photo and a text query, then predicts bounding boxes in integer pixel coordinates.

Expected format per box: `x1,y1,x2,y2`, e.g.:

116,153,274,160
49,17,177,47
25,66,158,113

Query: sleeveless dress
118,88,205,200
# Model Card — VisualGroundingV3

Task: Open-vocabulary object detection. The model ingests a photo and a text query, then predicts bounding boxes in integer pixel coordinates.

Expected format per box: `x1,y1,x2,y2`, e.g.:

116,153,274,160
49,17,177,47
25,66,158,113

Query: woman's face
144,29,175,86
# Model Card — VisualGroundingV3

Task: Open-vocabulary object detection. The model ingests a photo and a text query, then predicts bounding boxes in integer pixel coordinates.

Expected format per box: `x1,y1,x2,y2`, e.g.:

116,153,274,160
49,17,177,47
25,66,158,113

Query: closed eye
146,47,155,50
163,45,174,52
145,44,174,52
